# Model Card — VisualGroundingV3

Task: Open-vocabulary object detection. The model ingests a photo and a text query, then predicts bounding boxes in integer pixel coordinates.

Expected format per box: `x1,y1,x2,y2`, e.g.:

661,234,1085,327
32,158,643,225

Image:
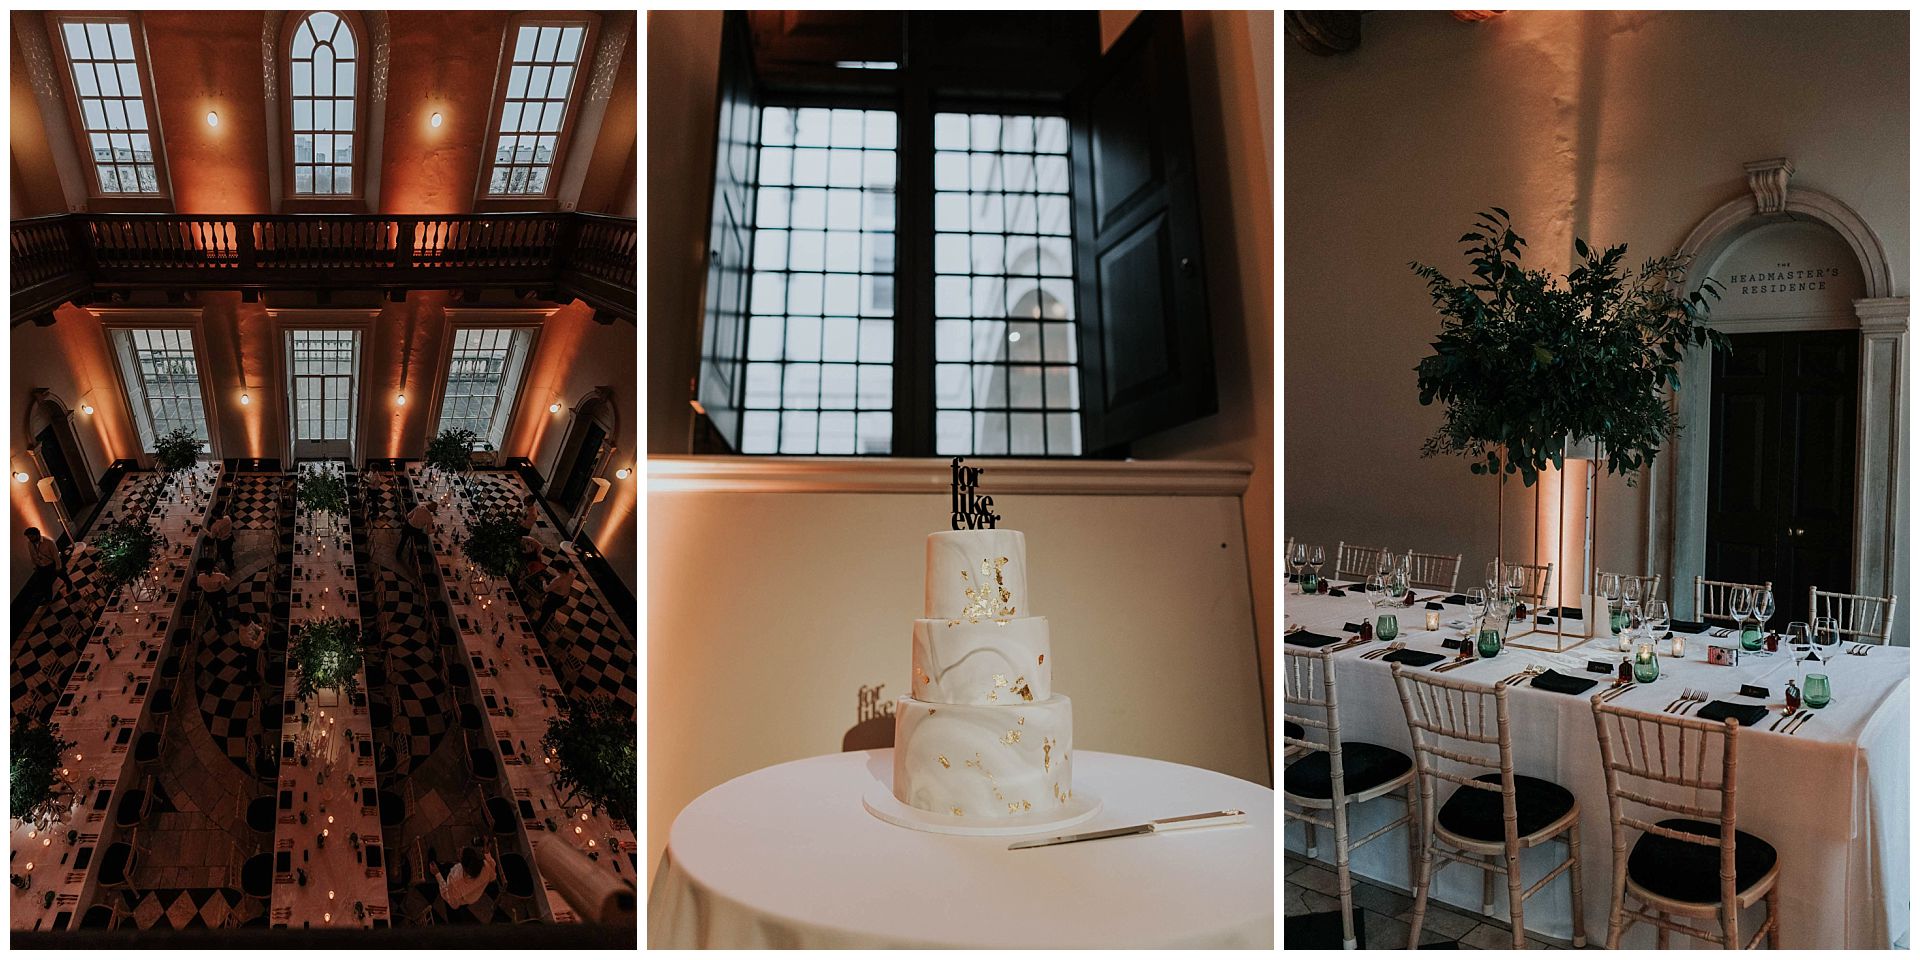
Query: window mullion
895,82,934,457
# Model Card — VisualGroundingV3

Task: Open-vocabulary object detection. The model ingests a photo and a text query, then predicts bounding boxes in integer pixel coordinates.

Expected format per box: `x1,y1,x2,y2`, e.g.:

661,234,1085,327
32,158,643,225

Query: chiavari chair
1809,586,1897,644
1692,577,1771,626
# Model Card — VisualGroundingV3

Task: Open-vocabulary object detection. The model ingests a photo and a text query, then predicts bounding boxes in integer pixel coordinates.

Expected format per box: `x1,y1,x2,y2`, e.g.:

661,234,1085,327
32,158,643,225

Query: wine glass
1752,589,1776,652
1308,545,1326,587
1505,565,1526,606
1729,587,1753,637
1621,577,1642,612
1485,560,1503,598
1289,543,1307,593
1366,570,1388,608
1647,599,1671,637
1812,616,1841,660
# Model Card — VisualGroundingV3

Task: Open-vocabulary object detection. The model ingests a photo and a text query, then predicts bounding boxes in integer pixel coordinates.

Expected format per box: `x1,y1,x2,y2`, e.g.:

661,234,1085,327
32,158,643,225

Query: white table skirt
649,750,1274,948
1283,589,1910,949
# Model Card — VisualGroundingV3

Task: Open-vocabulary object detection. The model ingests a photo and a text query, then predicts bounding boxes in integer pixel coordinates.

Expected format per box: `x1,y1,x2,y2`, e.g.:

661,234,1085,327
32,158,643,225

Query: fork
1786,711,1818,735
1361,642,1405,661
1849,644,1872,656
1665,688,1703,713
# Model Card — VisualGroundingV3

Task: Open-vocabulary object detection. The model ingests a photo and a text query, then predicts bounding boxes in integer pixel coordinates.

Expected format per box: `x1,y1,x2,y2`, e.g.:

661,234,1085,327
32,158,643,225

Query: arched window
286,11,362,197
47,14,171,202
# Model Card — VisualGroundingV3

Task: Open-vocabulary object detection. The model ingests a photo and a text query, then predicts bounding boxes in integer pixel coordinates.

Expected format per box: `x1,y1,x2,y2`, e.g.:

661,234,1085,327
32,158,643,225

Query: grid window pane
291,329,356,441
741,107,896,455
129,328,208,448
485,22,589,196
60,17,160,194
289,12,357,196
436,327,525,442
931,111,1083,455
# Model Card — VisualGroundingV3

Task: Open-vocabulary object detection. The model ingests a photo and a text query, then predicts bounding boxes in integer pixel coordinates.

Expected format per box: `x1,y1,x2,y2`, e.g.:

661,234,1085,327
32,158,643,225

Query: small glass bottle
1784,678,1801,714
1617,657,1633,684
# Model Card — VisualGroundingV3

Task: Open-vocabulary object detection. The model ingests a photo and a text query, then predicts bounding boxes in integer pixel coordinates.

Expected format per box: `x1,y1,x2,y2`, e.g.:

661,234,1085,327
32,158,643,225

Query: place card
1738,684,1770,699
1586,661,1614,674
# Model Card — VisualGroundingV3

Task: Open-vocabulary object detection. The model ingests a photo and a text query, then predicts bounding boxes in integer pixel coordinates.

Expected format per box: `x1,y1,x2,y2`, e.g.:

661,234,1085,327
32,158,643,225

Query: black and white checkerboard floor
372,567,454,775
9,549,110,721
108,886,267,930
193,568,278,771
226,474,286,529
363,472,403,529
534,573,635,708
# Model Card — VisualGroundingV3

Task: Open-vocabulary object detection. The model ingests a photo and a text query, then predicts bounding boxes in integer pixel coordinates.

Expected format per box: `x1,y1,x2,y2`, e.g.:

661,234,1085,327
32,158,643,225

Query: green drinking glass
1739,618,1764,652
1301,572,1317,594
1803,673,1832,708
1609,605,1626,637
1376,614,1399,643
1633,649,1661,683
1476,628,1503,659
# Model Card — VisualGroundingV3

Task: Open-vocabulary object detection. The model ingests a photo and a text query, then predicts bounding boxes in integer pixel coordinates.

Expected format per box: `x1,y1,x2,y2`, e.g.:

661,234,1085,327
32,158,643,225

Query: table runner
1282,587,1909,948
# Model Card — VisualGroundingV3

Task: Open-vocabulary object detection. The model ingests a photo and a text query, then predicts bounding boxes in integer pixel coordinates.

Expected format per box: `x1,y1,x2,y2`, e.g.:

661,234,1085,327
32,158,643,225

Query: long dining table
1282,584,1908,949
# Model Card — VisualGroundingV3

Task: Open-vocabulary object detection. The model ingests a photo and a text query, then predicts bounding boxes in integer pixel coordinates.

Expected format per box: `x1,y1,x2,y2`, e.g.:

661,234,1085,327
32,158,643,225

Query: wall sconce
396,393,407,407
12,470,29,484
431,112,444,128
549,401,563,414
240,392,251,406
80,403,95,416
206,111,219,127
614,467,631,480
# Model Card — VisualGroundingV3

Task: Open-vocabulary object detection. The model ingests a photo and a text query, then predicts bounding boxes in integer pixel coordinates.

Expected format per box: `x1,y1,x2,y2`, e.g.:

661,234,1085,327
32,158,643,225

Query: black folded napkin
1694,701,1770,727
1286,630,1343,648
1383,649,1445,667
1548,605,1584,620
1327,588,1348,597
1426,602,1445,610
1341,622,1363,633
1530,669,1600,695
1669,619,1708,634
1443,594,1469,605
1441,637,1469,650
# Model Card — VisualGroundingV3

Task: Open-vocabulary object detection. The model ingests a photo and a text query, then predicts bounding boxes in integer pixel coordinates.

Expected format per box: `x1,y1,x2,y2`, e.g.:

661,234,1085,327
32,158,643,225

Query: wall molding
647,456,1254,496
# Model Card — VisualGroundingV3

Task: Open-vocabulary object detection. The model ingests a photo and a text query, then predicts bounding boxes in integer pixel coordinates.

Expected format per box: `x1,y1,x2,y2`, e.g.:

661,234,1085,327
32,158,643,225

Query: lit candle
1670,632,1686,659
1425,610,1440,632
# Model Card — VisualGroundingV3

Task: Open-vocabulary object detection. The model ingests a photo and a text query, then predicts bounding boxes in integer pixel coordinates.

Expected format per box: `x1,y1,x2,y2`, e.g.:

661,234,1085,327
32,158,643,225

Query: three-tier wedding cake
892,527,1074,818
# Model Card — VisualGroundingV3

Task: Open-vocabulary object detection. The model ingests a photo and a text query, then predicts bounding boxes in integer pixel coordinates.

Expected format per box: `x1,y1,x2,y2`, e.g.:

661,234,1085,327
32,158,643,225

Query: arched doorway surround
546,386,619,533
23,389,95,539
1654,159,1908,639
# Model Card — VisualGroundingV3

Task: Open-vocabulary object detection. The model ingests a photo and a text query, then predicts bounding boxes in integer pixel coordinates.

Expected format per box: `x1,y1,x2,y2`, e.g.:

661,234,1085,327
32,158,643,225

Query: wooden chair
1283,648,1418,949
1392,666,1584,949
1809,587,1897,644
1598,571,1663,604
1497,560,1553,609
1590,699,1780,949
1334,542,1385,583
1692,577,1771,626
1406,551,1464,593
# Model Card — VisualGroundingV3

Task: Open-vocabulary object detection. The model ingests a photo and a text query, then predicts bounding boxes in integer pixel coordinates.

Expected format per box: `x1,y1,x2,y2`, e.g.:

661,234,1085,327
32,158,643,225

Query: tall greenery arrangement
1410,209,1730,486
11,722,74,826
296,469,348,517
289,617,363,702
425,428,481,474
463,511,526,577
153,427,201,472
93,521,156,586
541,696,635,826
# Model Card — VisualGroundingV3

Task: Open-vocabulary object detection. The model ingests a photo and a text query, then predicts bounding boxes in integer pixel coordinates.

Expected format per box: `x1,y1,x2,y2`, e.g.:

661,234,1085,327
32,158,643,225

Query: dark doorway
1705,330,1857,626
555,421,610,524
36,424,84,521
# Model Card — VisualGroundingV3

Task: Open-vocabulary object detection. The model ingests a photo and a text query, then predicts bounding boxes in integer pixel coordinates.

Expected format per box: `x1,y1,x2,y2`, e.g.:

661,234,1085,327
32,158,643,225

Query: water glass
1812,616,1842,656
1647,600,1672,635
1632,643,1661,683
1622,577,1642,610
1785,621,1812,648
1376,614,1399,643
1803,673,1832,709
1474,608,1505,658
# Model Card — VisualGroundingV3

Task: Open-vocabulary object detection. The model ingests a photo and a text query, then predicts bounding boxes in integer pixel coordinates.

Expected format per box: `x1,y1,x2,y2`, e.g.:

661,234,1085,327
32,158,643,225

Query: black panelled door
1704,330,1857,625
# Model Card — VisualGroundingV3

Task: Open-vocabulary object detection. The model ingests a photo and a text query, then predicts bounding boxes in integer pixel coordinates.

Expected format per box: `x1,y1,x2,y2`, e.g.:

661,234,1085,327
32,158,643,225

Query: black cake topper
949,457,1002,530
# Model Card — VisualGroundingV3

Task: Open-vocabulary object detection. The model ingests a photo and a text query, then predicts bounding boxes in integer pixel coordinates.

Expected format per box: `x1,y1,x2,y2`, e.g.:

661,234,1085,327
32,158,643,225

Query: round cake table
648,749,1274,949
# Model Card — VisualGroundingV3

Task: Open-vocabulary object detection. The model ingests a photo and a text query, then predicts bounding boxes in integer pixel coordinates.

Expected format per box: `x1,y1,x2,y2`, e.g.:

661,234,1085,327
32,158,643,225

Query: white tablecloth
649,750,1274,949
1283,588,1909,948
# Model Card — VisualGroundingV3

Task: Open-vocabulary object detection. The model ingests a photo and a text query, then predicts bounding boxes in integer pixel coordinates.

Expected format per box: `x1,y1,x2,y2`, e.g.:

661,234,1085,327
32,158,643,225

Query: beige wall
646,463,1269,887
1285,11,1908,605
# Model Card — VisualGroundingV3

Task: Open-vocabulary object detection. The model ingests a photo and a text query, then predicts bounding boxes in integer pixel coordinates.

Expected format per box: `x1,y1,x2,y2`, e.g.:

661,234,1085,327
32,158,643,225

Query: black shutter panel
1068,11,1216,452
694,12,761,452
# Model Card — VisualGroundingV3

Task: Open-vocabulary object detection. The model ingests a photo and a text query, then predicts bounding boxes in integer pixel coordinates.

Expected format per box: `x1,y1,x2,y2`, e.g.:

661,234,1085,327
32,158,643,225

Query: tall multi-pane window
54,17,163,195
437,327,535,450
741,107,897,454
931,113,1080,455
288,11,358,196
110,329,208,452
291,330,357,441
484,21,589,197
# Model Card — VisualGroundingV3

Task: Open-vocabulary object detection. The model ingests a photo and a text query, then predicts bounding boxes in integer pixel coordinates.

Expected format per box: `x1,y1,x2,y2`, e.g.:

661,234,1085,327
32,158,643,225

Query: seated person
428,844,498,922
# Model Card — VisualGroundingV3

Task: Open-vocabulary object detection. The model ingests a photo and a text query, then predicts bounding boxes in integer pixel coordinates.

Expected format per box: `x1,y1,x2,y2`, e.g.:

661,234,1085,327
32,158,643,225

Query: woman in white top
430,845,498,920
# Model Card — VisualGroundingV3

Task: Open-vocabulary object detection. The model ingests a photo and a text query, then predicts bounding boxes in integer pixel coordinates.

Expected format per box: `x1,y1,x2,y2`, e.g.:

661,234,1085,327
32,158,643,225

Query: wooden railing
11,211,635,325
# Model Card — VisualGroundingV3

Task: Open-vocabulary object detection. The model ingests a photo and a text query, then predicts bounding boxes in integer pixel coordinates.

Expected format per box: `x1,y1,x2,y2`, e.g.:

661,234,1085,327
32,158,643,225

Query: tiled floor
1285,853,1585,949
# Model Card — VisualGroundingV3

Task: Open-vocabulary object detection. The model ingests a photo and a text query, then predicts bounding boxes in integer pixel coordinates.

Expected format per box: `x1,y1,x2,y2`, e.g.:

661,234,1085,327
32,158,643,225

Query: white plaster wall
646,481,1269,887
1285,11,1907,616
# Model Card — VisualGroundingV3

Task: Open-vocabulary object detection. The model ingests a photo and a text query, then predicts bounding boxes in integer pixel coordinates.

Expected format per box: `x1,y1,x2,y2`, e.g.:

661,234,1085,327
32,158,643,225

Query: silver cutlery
1848,644,1872,656
1361,642,1406,661
1666,688,1707,714
1708,627,1732,638
1770,708,1807,732
1597,682,1634,703
1785,711,1817,735
1432,657,1476,673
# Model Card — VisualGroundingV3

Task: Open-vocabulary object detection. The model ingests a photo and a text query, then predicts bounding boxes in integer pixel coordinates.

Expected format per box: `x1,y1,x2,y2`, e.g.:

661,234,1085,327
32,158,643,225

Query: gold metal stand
1499,459,1600,653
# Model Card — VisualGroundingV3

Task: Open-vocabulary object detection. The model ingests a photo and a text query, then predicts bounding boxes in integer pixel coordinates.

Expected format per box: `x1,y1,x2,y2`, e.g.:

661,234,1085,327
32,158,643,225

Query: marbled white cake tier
892,694,1074,818
924,529,1029,621
911,616,1052,705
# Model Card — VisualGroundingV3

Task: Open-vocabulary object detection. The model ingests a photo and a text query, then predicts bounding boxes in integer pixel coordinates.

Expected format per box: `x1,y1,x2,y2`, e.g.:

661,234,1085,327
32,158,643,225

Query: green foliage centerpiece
296,468,348,517
93,520,156,587
541,696,635,826
1410,209,1730,486
425,428,480,474
153,427,201,472
463,510,526,577
289,617,364,702
11,722,75,828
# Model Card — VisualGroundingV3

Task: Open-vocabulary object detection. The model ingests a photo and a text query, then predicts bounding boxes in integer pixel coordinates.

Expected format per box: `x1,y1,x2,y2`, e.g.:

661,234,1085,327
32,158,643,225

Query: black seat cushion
247,795,278,833
1284,721,1305,742
133,732,161,763
1435,773,1575,842
1284,742,1412,800
241,853,273,898
500,852,536,897
470,748,499,780
486,795,518,834
98,842,133,885
1627,818,1777,904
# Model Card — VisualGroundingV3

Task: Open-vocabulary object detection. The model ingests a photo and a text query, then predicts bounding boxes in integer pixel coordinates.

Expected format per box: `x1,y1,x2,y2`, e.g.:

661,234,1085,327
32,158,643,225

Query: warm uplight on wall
206,111,219,127
615,467,632,480
431,112,444,128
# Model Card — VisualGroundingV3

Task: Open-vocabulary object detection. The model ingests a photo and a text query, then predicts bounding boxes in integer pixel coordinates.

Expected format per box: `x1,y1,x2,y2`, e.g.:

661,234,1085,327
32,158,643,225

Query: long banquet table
1282,585,1909,949
405,463,637,921
9,463,219,931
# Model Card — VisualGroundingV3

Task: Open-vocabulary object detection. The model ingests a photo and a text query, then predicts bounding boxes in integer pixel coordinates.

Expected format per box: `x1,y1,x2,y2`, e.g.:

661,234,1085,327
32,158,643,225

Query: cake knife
1006,810,1246,850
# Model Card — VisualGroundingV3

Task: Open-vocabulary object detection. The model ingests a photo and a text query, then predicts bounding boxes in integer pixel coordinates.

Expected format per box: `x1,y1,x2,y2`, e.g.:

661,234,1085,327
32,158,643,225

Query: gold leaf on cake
953,807,964,816
960,557,1017,621
1038,654,1044,665
1017,716,1026,725
937,755,950,769
965,754,983,770
993,674,1007,687
1000,730,1021,745
1008,802,1021,814
987,691,997,701
1022,799,1031,811
1043,737,1055,771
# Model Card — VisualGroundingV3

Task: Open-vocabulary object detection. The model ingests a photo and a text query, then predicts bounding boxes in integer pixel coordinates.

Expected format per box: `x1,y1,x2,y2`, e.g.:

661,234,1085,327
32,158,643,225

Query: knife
1007,809,1245,850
